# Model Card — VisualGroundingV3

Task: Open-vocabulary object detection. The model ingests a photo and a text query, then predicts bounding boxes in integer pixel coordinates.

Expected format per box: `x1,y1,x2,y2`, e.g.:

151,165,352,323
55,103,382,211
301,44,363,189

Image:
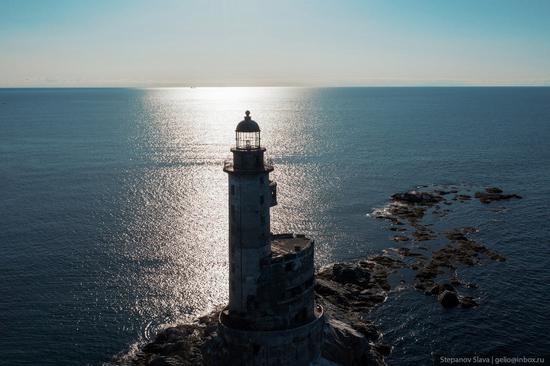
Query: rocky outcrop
438,290,459,308
315,260,399,365
110,185,520,366
322,318,384,366
110,260,391,366
391,191,443,205
475,187,522,204
331,262,371,286
372,185,518,309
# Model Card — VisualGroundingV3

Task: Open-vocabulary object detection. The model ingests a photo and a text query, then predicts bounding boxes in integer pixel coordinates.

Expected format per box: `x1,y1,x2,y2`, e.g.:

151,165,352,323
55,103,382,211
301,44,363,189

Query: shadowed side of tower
219,111,324,365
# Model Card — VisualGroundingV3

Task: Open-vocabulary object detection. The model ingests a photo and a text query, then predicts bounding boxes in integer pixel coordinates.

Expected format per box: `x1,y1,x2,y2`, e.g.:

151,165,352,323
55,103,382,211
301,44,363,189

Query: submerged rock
428,283,456,296
438,290,459,308
392,235,410,242
455,194,472,201
412,227,436,241
485,187,503,194
475,188,521,204
459,296,479,308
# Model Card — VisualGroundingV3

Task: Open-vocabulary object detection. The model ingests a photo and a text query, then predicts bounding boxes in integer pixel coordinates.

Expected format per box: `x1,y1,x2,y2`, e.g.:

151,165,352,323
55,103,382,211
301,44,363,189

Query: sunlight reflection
112,87,335,342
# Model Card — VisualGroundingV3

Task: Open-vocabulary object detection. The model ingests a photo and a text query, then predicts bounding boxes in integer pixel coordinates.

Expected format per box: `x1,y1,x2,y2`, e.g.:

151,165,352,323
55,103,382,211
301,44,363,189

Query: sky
1,0,549,87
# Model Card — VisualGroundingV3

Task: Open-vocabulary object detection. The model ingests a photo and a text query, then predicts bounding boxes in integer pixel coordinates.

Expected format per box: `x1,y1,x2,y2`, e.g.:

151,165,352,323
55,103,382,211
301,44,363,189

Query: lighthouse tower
220,111,324,366
223,110,275,315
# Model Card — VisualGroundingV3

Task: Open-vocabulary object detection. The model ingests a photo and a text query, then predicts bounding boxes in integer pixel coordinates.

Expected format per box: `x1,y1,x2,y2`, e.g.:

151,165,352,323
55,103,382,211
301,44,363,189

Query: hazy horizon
2,0,550,88
3,84,550,89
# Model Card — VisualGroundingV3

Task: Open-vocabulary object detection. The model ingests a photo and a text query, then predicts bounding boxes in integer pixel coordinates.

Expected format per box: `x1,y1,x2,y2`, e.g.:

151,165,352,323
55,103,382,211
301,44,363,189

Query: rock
474,190,521,204
427,283,455,296
153,326,193,344
331,263,371,285
460,296,479,308
441,283,456,292
438,290,459,308
147,356,182,366
391,190,443,205
322,318,375,366
427,284,443,295
392,235,410,242
413,228,436,241
450,277,461,286
395,247,424,257
389,226,407,232
445,229,468,241
315,278,352,306
373,343,392,355
489,253,506,262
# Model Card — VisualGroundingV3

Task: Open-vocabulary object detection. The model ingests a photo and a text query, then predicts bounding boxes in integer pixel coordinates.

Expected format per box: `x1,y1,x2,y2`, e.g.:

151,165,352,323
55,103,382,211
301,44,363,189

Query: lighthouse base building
219,112,324,365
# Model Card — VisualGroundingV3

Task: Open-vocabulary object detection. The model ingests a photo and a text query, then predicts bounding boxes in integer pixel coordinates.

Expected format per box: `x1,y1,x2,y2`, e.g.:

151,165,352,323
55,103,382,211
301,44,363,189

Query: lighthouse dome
236,110,260,132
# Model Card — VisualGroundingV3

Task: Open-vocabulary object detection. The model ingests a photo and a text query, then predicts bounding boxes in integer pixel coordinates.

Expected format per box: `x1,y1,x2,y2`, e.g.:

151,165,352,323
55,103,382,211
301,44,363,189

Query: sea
1,87,549,365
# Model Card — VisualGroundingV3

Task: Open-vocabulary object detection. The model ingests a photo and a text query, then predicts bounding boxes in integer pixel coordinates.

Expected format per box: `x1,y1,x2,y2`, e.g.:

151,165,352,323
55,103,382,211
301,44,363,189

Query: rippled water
1,87,549,365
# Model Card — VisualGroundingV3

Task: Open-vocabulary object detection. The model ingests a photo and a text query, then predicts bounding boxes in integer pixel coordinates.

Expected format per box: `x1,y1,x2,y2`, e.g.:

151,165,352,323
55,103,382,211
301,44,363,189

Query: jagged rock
434,190,453,196
459,296,479,308
315,278,353,306
393,247,424,258
427,283,455,296
445,230,468,241
391,191,443,205
457,194,471,201
438,290,459,308
474,190,521,204
331,263,371,285
489,253,506,262
369,255,405,269
427,284,442,295
413,228,436,241
322,318,377,366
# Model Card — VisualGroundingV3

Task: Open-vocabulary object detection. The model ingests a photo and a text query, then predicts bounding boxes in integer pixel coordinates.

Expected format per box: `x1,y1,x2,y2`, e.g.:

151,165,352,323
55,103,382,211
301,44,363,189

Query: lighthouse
219,111,324,365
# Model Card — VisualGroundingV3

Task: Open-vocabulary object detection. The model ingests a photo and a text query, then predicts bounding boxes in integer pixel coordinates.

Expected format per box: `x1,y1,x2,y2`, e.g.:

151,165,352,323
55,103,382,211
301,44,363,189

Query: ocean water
1,87,549,365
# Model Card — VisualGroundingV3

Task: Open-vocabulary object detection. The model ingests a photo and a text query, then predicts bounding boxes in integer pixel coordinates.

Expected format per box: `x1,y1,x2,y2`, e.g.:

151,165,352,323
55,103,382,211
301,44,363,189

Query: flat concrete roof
271,234,312,257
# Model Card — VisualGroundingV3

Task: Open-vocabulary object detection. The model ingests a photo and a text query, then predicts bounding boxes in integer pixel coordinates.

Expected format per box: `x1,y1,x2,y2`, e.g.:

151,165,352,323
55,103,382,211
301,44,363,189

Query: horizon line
2,83,550,89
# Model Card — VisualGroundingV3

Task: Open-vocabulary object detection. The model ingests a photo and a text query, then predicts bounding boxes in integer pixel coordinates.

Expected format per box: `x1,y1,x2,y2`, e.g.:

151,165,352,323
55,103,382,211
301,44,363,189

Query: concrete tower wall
252,240,316,330
228,170,273,314
221,112,323,366
218,306,324,366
